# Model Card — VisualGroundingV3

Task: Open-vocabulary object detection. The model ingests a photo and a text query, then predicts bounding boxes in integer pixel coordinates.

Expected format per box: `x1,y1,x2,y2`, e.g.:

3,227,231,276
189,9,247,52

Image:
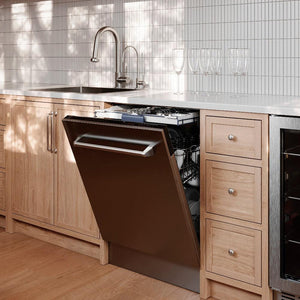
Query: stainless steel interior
31,86,136,94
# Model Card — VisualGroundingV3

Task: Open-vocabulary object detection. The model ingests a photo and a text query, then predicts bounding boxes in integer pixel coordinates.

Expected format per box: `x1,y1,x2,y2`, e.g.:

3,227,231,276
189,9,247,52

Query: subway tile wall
0,0,299,95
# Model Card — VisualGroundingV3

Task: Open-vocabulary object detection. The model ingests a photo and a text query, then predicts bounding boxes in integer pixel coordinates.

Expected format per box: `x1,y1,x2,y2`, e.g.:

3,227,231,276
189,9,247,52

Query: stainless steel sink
31,86,136,94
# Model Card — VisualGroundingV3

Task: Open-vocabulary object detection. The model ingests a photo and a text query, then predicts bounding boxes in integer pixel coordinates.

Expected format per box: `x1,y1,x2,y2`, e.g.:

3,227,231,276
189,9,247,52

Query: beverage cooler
63,106,200,292
270,116,300,298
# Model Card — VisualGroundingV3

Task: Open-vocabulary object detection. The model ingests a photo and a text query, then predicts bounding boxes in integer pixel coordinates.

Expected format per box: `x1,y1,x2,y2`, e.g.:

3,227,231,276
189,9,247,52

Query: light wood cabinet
55,105,99,238
11,101,54,224
206,160,262,223
10,99,101,240
0,98,8,216
0,172,5,211
206,219,261,286
200,110,271,300
0,98,7,126
205,116,262,159
0,130,5,168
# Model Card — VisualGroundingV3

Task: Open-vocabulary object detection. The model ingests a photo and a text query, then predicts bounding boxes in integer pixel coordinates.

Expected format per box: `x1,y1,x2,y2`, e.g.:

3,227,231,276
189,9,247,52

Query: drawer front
206,161,261,223
205,116,262,159
206,220,261,286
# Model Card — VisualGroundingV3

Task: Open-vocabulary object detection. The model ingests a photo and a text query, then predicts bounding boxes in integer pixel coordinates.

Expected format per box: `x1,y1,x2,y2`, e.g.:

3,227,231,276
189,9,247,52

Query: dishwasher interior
63,104,200,292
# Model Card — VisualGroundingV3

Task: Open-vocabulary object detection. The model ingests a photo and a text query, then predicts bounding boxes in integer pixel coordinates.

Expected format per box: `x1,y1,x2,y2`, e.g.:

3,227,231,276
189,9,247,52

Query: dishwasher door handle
73,134,160,157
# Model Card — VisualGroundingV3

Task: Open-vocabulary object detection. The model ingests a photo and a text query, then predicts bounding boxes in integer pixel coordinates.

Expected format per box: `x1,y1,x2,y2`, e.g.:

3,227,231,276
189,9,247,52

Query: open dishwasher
62,105,200,292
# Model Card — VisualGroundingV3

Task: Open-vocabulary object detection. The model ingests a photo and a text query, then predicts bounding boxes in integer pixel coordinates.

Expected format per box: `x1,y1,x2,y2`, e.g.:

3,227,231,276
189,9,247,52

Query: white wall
0,0,299,95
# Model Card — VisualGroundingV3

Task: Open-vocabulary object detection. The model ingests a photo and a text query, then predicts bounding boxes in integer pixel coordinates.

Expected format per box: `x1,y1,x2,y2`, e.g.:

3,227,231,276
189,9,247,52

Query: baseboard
210,281,261,300
12,213,100,245
14,220,100,259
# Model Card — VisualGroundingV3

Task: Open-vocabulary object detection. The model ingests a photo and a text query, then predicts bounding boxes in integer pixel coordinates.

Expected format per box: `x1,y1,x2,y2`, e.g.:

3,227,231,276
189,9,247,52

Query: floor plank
0,232,199,300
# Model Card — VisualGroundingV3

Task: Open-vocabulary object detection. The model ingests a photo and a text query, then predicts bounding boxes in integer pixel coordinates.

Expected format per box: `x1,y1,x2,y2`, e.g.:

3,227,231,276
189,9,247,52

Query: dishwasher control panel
95,106,199,126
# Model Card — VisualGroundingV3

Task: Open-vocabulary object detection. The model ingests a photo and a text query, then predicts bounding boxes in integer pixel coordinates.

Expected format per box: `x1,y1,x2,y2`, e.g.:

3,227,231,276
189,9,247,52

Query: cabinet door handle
51,112,57,153
228,188,235,195
47,112,54,152
228,134,235,141
228,249,235,256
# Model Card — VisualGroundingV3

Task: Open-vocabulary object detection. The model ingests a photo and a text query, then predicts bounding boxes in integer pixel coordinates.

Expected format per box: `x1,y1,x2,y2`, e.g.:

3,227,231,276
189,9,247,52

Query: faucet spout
122,45,139,81
91,26,121,87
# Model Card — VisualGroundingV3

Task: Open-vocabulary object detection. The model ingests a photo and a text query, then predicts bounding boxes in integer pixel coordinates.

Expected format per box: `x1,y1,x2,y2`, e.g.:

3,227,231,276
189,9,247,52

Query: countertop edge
1,85,300,117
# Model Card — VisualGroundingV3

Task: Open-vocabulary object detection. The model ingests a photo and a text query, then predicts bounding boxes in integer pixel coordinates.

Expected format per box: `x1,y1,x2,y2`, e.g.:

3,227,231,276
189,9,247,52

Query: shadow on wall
0,0,187,91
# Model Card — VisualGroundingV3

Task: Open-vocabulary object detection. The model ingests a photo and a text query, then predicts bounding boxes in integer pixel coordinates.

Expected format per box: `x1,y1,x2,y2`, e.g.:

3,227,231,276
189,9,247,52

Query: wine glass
172,48,185,95
228,48,249,94
210,48,222,93
199,48,211,75
188,48,200,94
210,49,221,75
228,48,238,76
199,48,211,95
240,48,249,76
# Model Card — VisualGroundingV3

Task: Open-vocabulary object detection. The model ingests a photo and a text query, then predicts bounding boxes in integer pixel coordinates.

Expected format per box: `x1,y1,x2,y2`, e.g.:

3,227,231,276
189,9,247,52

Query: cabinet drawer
205,116,262,159
206,220,261,286
206,161,261,223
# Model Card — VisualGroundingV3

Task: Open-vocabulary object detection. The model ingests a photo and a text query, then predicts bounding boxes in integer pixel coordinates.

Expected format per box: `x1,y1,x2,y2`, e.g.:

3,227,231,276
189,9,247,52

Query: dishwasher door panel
63,116,200,292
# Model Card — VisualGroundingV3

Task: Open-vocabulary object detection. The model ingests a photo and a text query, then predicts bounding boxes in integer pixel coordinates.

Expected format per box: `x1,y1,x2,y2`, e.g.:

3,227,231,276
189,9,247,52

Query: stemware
199,48,211,95
199,48,211,75
210,49,221,75
187,48,200,94
172,48,185,95
210,48,222,93
228,48,249,94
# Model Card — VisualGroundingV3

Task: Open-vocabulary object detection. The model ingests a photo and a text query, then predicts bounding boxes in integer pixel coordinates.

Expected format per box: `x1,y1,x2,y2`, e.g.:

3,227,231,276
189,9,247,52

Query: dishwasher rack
175,145,199,185
171,132,200,241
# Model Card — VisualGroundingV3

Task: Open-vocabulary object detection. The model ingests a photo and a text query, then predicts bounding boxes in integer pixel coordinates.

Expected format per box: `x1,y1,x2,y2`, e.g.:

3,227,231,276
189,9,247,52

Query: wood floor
0,231,200,300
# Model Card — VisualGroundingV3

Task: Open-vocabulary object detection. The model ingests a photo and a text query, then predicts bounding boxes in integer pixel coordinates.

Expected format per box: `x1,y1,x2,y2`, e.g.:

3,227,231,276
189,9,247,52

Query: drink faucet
91,26,121,88
120,45,146,89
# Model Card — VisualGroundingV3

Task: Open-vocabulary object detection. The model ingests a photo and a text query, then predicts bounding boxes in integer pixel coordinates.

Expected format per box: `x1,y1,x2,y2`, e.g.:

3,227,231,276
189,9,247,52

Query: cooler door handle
74,134,160,157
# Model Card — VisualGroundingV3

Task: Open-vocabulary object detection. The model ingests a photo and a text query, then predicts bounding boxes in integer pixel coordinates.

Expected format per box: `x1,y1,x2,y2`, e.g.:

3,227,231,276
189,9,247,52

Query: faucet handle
136,78,146,88
117,76,131,85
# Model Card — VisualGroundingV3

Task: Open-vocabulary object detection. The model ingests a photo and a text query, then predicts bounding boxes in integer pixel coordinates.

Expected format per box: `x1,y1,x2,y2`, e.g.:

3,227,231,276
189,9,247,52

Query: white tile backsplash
0,0,300,95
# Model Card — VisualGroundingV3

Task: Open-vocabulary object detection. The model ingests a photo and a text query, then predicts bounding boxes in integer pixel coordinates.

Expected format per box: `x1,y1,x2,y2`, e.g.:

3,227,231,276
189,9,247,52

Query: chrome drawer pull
228,249,235,256
228,134,235,141
228,188,235,195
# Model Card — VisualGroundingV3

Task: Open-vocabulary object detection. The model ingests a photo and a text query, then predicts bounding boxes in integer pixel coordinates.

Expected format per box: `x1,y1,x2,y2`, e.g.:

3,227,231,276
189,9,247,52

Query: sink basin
31,86,136,94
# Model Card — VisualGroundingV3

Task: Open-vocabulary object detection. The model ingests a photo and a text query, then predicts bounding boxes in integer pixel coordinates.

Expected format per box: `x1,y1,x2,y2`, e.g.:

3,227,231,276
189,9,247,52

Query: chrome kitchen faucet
91,26,122,88
91,26,145,89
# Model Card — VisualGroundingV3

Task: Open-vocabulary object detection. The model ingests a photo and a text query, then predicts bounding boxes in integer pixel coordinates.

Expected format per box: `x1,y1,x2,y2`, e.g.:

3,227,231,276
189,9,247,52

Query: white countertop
1,83,300,116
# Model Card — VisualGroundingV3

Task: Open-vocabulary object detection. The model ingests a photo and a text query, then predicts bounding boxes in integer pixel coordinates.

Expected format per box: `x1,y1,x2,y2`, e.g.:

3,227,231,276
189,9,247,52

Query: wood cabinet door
55,105,99,238
11,101,54,224
0,172,5,211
